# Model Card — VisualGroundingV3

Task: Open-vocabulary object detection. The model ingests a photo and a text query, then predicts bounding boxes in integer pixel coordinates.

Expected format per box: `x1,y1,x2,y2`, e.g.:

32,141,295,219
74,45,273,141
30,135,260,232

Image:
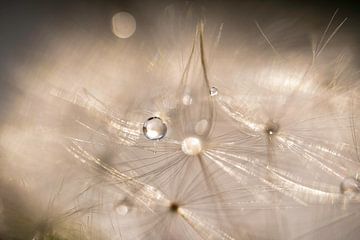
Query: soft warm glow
181,137,203,155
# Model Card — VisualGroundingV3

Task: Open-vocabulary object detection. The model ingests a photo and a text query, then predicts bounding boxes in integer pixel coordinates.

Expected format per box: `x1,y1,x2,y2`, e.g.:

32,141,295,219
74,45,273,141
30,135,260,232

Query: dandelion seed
169,202,179,213
265,121,280,136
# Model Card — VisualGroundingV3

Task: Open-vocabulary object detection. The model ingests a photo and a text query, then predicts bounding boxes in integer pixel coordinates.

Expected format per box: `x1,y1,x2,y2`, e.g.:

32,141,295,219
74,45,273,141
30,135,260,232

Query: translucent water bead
210,86,218,96
143,117,167,140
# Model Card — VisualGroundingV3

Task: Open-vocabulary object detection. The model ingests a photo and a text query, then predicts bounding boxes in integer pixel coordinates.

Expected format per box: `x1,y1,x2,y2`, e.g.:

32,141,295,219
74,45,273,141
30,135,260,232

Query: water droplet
116,204,129,216
195,119,209,135
340,177,360,196
182,94,193,106
181,137,202,155
114,197,132,216
210,87,218,96
143,117,167,140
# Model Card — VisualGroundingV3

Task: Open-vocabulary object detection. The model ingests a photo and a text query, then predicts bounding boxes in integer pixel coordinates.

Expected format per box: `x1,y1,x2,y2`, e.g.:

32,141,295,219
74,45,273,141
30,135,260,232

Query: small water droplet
182,94,193,106
195,119,209,135
210,87,218,96
114,197,132,216
143,117,167,140
340,177,360,197
116,204,129,216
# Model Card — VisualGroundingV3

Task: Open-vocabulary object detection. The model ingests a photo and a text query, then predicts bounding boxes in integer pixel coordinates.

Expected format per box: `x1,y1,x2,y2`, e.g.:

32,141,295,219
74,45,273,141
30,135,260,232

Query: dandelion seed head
3,2,360,240
181,137,203,155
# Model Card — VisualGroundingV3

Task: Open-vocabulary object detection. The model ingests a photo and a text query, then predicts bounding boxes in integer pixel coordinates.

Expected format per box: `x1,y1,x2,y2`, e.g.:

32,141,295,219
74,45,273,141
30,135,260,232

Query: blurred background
0,0,359,121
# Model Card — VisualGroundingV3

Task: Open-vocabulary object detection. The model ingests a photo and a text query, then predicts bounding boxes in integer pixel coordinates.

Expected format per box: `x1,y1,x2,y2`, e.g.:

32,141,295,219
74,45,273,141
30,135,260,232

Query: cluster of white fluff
0,2,359,240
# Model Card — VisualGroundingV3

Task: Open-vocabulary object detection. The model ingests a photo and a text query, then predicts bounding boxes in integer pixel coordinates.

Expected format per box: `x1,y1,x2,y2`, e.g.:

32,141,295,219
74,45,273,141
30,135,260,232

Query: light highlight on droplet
210,87,218,96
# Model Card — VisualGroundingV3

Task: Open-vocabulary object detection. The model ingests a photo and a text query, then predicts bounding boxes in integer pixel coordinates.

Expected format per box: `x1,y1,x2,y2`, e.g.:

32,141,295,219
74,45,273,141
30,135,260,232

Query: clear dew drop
210,86,218,96
143,117,167,140
340,177,360,196
114,197,131,216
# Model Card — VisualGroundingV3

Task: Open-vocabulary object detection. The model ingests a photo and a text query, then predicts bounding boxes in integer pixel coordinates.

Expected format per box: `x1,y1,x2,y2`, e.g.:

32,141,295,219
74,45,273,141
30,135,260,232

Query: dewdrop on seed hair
174,23,215,147
143,116,167,140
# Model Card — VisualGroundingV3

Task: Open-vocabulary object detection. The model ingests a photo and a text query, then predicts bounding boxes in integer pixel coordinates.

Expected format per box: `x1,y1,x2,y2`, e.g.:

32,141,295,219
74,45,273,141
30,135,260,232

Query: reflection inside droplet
143,117,167,140
181,137,202,155
210,87,218,96
340,177,360,196
112,12,136,39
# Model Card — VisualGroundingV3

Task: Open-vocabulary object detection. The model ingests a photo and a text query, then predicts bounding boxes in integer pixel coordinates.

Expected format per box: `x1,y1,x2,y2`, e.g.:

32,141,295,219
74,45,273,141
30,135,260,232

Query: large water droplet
340,177,360,196
210,87,218,96
143,117,167,140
